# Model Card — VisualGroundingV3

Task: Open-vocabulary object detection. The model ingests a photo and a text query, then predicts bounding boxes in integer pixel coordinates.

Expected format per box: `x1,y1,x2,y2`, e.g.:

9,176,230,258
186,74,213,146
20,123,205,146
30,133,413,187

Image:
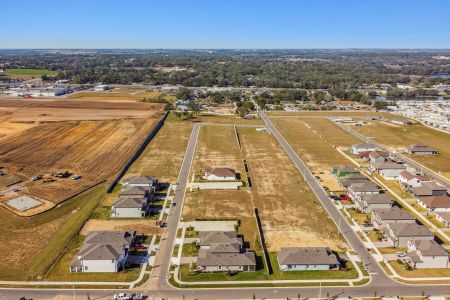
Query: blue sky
1,0,450,49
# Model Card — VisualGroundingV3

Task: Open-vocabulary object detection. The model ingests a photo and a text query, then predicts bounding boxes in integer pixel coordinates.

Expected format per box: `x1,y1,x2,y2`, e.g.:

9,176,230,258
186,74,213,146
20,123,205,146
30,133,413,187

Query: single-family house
436,212,450,228
410,182,448,197
371,161,406,180
110,196,149,218
120,186,152,198
383,223,434,247
203,168,237,181
408,144,438,155
417,196,450,212
337,174,370,188
331,165,359,177
406,239,450,269
277,247,340,271
354,193,394,213
368,151,389,165
371,207,416,229
398,171,431,188
122,176,157,191
196,231,256,272
348,182,380,199
349,143,380,155
70,231,136,273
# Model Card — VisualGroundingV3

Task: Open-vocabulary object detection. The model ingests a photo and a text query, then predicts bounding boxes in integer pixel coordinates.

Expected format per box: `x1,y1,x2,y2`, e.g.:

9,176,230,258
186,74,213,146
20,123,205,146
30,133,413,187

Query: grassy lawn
353,121,450,179
365,230,384,242
45,235,140,282
374,174,412,199
378,247,407,254
6,68,58,76
347,208,371,225
173,244,180,257
0,184,107,280
182,242,199,257
390,260,450,277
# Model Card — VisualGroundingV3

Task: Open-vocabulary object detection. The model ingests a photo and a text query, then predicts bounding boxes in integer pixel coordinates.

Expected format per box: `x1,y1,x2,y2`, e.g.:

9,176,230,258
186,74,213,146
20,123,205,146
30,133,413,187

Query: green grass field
6,68,58,76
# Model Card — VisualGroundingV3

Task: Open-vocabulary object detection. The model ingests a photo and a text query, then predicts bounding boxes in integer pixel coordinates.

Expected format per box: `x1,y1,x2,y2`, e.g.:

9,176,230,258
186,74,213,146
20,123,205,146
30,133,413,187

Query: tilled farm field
0,118,157,202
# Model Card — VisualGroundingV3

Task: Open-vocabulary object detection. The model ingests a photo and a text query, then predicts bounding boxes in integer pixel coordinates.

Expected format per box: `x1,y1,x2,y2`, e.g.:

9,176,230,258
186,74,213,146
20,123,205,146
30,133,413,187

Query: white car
113,293,132,300
396,252,406,257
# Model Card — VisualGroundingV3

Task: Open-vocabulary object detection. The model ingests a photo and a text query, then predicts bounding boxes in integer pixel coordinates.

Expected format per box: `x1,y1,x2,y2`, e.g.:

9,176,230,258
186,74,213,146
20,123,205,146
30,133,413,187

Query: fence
106,111,169,193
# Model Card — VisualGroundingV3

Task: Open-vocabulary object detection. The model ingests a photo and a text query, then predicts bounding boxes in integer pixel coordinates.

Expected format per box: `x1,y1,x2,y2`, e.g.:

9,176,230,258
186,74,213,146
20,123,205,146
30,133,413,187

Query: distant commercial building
94,84,109,91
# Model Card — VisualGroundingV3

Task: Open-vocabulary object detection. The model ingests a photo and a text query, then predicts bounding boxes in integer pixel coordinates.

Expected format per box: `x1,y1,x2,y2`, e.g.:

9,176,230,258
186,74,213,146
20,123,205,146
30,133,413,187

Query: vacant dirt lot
353,121,450,179
0,98,163,122
126,121,192,183
81,219,162,236
238,127,347,252
0,118,157,202
268,111,395,117
182,125,258,248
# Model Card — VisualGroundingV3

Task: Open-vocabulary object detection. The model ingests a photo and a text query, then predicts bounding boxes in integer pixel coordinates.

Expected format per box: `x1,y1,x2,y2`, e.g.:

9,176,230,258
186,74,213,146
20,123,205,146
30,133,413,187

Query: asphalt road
2,119,450,299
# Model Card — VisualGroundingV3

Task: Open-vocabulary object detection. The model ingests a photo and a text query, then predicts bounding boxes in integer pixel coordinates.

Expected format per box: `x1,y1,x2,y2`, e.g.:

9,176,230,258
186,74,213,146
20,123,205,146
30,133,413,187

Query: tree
176,87,193,100
374,101,388,110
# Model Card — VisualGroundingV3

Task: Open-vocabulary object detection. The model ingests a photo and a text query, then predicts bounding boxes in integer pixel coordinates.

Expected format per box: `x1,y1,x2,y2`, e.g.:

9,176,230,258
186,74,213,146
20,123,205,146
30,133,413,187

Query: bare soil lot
126,121,192,183
238,127,347,252
353,121,450,179
0,119,157,203
0,98,163,122
182,125,258,247
268,111,394,117
80,219,162,236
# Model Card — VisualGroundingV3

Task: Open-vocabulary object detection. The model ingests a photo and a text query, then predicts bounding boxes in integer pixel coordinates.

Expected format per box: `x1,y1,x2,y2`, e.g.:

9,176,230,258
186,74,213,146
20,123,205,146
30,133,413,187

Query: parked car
31,175,42,181
329,195,340,200
340,195,350,201
113,293,133,300
362,223,373,227
72,174,82,180
12,188,21,192
396,252,406,257
134,243,148,249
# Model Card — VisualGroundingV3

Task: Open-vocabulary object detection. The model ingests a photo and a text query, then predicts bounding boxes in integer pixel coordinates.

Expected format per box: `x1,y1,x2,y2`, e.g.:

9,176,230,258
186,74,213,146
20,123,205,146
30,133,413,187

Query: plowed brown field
0,118,157,202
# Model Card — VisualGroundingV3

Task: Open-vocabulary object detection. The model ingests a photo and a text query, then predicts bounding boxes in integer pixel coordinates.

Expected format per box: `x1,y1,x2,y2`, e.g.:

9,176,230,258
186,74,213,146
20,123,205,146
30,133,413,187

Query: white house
398,171,430,188
371,161,405,180
203,168,237,181
348,182,380,199
349,143,379,155
277,247,340,271
406,239,450,269
110,196,149,218
417,196,450,212
436,212,450,228
70,231,135,273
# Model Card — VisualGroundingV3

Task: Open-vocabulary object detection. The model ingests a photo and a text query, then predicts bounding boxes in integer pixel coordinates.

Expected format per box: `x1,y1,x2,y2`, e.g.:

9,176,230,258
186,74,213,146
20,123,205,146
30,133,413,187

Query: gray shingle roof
112,196,146,208
277,247,339,265
349,182,379,192
372,207,415,221
387,223,434,237
360,193,393,204
197,249,256,267
409,239,449,257
373,162,405,170
209,242,241,253
199,231,242,247
123,176,156,185
120,186,150,196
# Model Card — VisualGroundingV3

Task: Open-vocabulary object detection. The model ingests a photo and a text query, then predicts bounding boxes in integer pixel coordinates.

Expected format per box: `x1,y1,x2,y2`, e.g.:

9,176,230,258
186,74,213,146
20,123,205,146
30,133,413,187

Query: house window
84,266,88,270
218,266,222,270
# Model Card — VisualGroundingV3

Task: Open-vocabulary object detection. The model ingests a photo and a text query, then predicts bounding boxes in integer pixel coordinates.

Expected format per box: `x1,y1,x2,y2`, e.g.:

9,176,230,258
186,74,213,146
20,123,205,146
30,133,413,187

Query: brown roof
209,168,236,177
199,231,242,247
369,151,389,159
277,247,340,266
373,162,405,170
372,207,415,221
400,171,416,181
387,223,434,237
419,196,450,209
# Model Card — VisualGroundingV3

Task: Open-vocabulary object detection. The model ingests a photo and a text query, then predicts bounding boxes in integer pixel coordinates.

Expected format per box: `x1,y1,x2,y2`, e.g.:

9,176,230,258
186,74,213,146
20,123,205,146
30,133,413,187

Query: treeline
1,50,450,88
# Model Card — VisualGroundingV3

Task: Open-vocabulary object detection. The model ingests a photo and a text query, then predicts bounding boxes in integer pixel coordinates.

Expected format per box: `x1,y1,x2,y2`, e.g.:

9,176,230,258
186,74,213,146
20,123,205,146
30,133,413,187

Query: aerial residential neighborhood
1,1,450,300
